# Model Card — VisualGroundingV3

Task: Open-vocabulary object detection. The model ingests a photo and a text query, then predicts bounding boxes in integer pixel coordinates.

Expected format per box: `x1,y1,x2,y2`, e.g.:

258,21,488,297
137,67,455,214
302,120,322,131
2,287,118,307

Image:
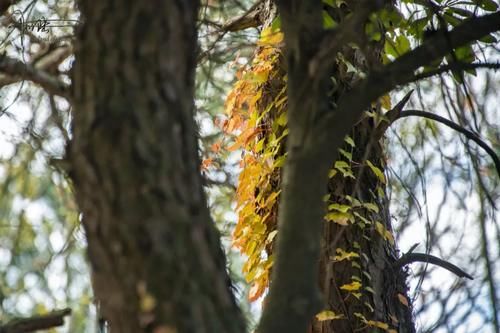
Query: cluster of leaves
223,23,400,323
375,0,499,73
222,25,287,302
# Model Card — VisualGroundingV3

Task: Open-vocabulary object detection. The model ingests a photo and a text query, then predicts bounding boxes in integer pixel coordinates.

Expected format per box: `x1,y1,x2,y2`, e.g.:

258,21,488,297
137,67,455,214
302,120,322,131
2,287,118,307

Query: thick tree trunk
68,1,244,332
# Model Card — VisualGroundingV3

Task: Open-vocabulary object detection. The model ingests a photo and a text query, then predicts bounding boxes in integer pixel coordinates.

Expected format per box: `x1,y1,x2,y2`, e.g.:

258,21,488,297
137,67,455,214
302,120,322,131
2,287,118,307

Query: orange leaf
248,282,265,302
201,158,213,171
211,142,221,153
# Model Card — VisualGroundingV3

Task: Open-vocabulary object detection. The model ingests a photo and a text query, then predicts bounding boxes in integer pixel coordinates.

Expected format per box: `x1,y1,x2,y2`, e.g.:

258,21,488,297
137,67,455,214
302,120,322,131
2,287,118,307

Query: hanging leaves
224,25,287,301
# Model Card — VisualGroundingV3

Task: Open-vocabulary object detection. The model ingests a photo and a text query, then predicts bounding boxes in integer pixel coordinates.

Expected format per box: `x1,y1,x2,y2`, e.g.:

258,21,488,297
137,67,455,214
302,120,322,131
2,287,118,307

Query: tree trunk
229,2,416,332
68,1,244,332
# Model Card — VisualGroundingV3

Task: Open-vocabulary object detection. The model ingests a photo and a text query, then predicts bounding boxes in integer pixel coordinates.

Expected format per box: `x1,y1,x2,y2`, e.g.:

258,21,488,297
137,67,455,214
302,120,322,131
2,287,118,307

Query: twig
221,0,265,32
393,252,473,280
412,62,500,82
0,53,71,100
0,308,71,333
374,89,414,140
396,109,500,179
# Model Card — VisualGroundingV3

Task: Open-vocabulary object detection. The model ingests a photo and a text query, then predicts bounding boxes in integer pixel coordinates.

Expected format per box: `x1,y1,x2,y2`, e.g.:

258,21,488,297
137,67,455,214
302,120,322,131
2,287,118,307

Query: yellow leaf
328,168,338,178
380,94,392,110
325,212,353,225
366,320,389,330
332,248,359,262
352,292,362,299
258,26,284,46
140,293,157,312
375,221,386,238
328,203,351,213
385,230,395,245
315,310,344,321
340,280,362,291
266,230,278,244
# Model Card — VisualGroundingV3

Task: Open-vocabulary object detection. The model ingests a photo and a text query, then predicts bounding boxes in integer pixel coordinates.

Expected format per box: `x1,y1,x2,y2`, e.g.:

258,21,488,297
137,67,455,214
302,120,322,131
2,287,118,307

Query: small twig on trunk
0,308,71,333
393,252,473,280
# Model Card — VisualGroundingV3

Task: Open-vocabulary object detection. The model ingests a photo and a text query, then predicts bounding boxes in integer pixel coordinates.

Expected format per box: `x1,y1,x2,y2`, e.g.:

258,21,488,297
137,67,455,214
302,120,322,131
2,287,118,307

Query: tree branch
0,52,71,100
412,61,500,82
309,3,379,78
396,109,500,179
393,252,473,280
0,308,71,333
221,0,265,32
319,11,500,156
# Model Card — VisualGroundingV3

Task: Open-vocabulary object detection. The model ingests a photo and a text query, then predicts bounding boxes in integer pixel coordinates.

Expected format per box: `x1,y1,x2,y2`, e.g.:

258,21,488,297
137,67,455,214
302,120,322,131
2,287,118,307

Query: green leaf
362,202,379,213
271,16,281,32
328,203,352,213
479,34,497,44
339,148,352,161
366,160,386,184
344,135,355,147
385,34,410,58
322,10,338,29
276,112,287,126
443,11,461,27
478,0,498,11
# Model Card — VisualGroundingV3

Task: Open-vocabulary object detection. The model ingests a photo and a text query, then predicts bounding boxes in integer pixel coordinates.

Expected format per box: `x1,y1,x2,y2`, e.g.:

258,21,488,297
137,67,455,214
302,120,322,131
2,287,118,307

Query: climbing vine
223,24,287,301
219,0,498,330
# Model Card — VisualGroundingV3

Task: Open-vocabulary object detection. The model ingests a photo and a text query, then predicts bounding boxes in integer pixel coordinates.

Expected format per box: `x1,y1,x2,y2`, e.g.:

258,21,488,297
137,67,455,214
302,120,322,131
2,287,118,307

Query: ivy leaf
362,202,379,213
316,310,344,321
328,203,351,213
322,10,338,29
340,280,362,291
478,0,498,11
332,248,359,262
258,26,284,46
325,212,353,225
344,135,356,147
366,160,386,184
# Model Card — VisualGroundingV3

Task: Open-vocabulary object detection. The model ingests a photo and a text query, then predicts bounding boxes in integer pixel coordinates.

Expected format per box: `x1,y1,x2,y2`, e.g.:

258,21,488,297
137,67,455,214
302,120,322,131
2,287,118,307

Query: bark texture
69,1,244,332
253,1,416,332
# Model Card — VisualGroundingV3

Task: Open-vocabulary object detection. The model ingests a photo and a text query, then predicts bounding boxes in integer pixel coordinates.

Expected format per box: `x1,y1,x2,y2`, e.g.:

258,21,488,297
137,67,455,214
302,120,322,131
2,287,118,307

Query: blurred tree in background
0,0,498,332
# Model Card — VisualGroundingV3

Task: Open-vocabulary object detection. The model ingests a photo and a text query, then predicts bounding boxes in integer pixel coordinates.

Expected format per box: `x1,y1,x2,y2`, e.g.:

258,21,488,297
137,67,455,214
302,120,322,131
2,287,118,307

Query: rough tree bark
256,1,500,333
68,1,244,332
233,1,416,332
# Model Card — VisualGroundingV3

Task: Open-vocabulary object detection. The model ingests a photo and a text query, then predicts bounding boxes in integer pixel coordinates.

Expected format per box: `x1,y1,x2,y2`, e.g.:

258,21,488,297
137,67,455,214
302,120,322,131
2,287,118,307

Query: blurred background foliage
0,0,498,332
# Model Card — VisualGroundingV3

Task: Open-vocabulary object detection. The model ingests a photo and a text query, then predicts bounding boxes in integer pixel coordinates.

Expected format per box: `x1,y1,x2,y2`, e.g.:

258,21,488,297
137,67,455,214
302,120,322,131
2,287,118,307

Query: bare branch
412,62,500,82
0,308,71,333
396,109,500,179
221,0,265,32
0,52,71,100
393,252,473,280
